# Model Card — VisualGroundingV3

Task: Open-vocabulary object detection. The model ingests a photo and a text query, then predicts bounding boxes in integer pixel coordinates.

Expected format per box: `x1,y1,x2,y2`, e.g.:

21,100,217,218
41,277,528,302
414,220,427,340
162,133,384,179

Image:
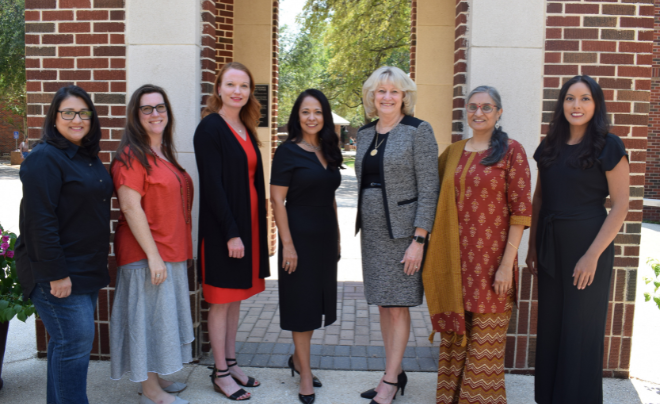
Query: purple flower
1,235,8,243
1,242,8,251
5,251,13,258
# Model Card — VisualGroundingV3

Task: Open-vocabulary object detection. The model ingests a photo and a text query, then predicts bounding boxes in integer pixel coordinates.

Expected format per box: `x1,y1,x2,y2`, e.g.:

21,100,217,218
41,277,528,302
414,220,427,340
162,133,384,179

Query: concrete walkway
1,163,660,403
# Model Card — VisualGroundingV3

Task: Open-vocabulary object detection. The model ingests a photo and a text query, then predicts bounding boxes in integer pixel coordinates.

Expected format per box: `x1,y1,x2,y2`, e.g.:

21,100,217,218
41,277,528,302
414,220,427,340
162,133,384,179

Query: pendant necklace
371,115,403,156
370,132,387,156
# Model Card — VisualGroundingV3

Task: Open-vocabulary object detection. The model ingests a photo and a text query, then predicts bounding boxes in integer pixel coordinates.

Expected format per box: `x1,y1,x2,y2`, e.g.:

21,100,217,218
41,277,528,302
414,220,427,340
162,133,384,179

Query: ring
286,262,290,265
156,274,162,278
415,266,418,269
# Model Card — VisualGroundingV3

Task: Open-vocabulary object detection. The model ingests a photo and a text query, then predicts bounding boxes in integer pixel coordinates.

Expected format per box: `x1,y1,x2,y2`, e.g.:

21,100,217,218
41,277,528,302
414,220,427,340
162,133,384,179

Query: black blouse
193,113,270,289
362,132,388,187
14,140,113,299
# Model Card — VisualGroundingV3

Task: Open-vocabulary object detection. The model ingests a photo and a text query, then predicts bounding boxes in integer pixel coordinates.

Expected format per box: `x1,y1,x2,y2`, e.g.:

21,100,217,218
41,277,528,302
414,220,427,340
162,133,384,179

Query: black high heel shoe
369,379,399,404
298,393,316,404
288,355,322,387
360,370,407,399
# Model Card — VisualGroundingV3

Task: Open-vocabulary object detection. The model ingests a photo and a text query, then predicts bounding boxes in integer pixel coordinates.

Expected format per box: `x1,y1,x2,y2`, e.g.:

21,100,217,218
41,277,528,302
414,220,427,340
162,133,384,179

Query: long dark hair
40,85,102,157
466,85,509,166
538,75,609,169
286,89,343,171
113,84,185,173
202,62,262,147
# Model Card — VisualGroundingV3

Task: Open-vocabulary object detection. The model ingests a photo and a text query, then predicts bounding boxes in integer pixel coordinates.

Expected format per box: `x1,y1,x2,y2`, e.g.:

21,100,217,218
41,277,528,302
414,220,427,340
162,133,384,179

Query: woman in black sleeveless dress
271,89,342,404
526,75,629,404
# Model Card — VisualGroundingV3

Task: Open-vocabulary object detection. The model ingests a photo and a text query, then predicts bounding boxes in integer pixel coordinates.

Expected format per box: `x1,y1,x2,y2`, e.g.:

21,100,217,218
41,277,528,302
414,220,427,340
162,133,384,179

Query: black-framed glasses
466,103,498,113
58,110,93,120
139,104,167,115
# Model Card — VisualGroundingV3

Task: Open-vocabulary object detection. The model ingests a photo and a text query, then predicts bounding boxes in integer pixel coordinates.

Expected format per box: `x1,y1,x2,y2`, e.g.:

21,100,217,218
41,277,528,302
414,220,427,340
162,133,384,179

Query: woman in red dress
193,62,270,401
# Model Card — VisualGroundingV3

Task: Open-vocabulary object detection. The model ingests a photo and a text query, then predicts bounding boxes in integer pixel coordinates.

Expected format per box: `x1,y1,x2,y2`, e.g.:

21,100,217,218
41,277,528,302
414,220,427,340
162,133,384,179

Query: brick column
410,0,417,81
536,0,653,377
25,0,126,360
645,0,660,222
452,1,468,143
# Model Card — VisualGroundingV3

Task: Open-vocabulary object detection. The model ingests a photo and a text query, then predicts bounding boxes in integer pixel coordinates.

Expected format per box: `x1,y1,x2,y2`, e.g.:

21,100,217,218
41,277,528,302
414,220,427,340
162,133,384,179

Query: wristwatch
412,235,427,245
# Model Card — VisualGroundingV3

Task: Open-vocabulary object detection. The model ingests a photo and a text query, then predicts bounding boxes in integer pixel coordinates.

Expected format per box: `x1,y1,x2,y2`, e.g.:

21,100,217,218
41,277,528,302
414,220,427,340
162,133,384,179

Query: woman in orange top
423,86,532,404
193,62,270,401
110,85,194,404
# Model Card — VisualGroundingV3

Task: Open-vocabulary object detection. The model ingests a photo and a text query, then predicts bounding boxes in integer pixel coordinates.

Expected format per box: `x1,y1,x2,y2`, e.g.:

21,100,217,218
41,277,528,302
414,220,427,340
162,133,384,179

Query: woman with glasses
423,86,532,404
14,85,112,404
355,67,439,404
193,62,269,401
109,84,193,404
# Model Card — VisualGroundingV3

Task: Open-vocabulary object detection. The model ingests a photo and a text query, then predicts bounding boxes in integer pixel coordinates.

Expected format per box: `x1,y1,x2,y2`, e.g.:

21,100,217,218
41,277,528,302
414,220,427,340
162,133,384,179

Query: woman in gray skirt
110,85,194,404
355,66,439,404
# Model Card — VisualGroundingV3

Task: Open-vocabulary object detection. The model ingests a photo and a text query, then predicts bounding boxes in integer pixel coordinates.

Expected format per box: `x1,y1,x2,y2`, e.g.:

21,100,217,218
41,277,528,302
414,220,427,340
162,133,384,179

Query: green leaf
645,292,651,302
655,296,660,310
2,307,15,321
16,311,26,322
0,300,8,310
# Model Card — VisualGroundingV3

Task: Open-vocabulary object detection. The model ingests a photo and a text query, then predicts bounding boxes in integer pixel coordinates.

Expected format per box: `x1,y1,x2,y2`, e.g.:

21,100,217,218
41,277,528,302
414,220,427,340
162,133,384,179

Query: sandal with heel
361,370,407,399
369,379,399,404
225,359,260,387
210,366,251,401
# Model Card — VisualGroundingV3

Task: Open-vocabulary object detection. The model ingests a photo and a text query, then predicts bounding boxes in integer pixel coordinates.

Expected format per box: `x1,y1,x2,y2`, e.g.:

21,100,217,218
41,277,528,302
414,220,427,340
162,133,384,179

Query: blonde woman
355,66,439,404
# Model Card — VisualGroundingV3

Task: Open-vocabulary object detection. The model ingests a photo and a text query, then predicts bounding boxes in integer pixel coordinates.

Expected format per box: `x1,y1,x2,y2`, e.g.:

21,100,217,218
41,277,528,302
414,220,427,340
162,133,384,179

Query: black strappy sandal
369,379,399,404
209,365,251,401
226,358,260,387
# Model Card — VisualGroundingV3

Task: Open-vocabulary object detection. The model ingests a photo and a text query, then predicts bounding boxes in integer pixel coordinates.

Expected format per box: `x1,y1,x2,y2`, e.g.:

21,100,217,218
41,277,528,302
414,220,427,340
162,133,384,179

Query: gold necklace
370,132,388,156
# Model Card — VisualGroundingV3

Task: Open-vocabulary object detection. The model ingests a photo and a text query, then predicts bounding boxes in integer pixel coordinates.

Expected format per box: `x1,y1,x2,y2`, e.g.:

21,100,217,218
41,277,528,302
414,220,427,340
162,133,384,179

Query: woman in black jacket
14,85,112,404
193,62,269,401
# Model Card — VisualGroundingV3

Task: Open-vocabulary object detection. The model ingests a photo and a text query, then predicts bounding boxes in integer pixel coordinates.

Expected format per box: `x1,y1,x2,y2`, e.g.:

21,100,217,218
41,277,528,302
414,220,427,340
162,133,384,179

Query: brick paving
200,280,440,372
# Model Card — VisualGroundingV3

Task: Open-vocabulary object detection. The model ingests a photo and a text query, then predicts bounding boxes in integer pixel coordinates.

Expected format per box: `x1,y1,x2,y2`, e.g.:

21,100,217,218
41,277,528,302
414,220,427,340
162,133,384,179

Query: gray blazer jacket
355,115,440,239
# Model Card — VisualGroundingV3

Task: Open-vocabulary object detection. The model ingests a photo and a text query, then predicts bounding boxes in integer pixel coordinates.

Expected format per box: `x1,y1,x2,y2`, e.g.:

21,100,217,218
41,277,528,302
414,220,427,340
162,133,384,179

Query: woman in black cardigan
193,62,270,401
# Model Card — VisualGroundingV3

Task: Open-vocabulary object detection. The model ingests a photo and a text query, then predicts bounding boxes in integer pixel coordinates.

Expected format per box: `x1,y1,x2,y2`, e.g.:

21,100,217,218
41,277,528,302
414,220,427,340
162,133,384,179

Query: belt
538,207,605,278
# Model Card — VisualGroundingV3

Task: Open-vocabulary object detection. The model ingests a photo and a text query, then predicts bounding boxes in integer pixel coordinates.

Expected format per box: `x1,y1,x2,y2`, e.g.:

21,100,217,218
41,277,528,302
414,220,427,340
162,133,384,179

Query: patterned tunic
453,139,532,314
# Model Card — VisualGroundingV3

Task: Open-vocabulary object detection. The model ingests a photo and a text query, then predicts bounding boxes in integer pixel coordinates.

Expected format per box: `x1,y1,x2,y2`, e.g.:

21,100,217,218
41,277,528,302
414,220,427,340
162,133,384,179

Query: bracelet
508,241,519,250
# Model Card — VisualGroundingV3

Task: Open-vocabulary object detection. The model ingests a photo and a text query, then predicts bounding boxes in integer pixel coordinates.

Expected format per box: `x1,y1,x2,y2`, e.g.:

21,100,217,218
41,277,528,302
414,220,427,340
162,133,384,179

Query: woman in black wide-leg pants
526,75,629,404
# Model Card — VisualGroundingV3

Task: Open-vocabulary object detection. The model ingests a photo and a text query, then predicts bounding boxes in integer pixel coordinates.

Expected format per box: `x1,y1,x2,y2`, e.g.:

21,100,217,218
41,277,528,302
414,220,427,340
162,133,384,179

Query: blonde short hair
362,66,417,119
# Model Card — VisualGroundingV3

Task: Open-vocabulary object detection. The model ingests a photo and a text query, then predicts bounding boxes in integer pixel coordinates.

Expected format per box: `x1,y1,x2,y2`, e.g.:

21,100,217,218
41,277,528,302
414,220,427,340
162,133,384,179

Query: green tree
0,0,26,136
278,24,329,127
301,0,411,125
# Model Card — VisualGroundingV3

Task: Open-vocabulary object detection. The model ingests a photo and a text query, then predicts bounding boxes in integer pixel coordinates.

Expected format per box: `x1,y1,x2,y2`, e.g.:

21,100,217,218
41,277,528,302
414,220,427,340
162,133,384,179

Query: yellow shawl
422,140,469,345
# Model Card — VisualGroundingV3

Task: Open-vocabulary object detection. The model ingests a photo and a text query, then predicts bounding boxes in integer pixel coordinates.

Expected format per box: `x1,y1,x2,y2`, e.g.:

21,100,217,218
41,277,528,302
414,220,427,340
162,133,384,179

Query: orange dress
201,126,265,304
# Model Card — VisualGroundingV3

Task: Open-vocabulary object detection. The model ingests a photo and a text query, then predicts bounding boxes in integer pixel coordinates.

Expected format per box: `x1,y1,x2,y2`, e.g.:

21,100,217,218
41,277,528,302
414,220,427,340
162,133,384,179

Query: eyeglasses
466,103,497,113
139,104,167,115
58,110,93,120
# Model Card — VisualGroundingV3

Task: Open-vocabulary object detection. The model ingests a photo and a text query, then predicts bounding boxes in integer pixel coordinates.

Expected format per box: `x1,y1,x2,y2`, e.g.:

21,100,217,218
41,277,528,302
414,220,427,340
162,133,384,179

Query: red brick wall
535,0,652,377
452,0,468,143
25,0,127,361
0,108,23,156
410,0,417,81
645,0,660,222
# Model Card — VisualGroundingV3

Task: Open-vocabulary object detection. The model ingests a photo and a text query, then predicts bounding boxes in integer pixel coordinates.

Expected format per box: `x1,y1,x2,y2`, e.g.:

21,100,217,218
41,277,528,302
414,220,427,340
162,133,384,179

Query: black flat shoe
361,370,407,399
288,355,322,388
298,393,316,404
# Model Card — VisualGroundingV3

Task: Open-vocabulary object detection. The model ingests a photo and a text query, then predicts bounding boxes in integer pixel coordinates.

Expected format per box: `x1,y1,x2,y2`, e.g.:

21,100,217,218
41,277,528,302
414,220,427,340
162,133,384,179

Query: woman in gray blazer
355,66,439,404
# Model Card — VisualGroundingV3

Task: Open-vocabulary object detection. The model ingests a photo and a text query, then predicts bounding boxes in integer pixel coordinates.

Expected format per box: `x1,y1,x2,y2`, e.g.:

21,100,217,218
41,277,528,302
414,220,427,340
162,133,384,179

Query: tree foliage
0,0,26,135
279,0,410,127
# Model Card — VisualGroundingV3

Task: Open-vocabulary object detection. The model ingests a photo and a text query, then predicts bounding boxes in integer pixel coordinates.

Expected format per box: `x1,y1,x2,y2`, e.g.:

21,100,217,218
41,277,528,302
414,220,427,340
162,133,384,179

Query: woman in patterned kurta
423,86,532,404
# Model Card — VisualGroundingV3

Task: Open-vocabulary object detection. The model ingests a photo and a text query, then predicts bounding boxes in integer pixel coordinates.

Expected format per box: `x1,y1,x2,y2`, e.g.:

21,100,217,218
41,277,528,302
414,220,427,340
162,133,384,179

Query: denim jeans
30,283,98,404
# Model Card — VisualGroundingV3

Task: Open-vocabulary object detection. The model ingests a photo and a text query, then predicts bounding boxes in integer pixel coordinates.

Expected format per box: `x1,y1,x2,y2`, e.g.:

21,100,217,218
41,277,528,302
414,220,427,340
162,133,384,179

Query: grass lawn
343,156,355,169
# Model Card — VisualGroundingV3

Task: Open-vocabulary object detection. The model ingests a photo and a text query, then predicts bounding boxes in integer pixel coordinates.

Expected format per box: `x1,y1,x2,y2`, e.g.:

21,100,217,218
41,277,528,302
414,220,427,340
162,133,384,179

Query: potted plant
0,223,36,390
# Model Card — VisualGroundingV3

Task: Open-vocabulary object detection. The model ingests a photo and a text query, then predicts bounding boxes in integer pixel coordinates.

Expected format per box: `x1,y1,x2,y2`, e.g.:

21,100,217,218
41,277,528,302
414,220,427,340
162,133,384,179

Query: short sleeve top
111,149,194,266
533,133,627,214
270,141,341,207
